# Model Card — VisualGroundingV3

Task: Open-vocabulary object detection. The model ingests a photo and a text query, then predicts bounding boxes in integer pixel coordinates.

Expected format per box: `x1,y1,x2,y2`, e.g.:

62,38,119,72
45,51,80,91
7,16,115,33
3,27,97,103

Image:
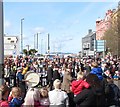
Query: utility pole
41,39,43,55
34,34,36,49
0,0,4,87
20,18,24,53
47,33,50,55
37,33,38,50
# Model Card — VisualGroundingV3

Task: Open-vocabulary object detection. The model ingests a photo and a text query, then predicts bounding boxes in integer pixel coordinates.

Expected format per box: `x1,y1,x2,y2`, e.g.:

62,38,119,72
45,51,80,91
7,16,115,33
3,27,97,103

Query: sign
4,44,15,50
94,40,106,52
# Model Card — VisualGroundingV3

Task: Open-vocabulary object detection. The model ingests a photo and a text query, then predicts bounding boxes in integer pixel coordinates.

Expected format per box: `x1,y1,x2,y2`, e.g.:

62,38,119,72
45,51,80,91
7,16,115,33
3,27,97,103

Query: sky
4,1,119,54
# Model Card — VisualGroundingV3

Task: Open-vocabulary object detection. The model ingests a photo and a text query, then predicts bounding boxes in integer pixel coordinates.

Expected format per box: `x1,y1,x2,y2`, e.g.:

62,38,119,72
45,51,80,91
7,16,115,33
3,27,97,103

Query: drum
24,71,40,88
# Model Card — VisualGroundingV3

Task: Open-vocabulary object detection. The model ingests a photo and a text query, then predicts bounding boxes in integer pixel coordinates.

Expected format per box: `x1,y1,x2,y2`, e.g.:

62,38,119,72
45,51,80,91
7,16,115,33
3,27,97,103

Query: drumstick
28,81,37,83
26,78,33,81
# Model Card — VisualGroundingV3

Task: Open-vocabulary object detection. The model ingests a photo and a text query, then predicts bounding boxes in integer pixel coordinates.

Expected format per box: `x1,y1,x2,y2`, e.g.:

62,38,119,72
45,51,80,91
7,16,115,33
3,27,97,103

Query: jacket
71,79,90,95
0,100,9,107
74,87,106,107
62,71,72,93
90,67,103,80
106,83,120,106
9,97,24,107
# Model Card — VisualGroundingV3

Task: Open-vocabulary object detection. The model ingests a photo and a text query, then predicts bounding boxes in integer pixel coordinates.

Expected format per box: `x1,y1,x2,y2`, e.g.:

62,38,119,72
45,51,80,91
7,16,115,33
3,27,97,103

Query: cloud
4,20,11,28
33,27,46,33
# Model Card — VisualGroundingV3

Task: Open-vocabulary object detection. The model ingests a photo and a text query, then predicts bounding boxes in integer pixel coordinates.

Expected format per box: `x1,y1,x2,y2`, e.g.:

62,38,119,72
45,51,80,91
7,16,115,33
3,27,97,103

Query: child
71,72,90,96
8,87,24,107
40,87,50,107
0,84,10,107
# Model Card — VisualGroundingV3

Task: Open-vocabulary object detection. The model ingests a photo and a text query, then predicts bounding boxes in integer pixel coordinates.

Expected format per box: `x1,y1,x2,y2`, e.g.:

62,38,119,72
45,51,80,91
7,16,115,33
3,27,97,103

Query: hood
90,67,103,80
71,80,82,88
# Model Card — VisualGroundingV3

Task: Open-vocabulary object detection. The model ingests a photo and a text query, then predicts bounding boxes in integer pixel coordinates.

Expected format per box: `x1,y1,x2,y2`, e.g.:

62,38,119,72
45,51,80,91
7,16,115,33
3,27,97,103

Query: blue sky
4,2,118,54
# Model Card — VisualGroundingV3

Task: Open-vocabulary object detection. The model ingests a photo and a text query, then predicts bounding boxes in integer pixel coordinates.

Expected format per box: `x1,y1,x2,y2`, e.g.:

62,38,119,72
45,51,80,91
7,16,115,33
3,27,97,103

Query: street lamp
34,32,41,53
20,18,24,53
0,0,4,86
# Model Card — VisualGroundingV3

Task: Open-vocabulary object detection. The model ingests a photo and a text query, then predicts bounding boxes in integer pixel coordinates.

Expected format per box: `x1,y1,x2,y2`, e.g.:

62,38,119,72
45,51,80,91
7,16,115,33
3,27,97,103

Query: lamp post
47,33,50,55
0,0,4,87
20,18,24,53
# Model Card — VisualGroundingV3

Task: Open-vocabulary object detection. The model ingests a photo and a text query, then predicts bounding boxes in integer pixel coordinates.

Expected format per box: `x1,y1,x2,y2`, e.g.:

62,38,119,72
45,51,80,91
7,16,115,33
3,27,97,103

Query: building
110,2,120,56
82,29,96,56
96,10,113,40
4,36,20,56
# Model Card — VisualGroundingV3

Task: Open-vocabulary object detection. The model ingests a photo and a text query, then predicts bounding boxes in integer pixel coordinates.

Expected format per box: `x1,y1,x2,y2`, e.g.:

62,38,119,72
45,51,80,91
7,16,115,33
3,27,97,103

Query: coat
71,79,90,95
74,87,106,107
62,71,72,93
47,67,53,81
53,70,60,82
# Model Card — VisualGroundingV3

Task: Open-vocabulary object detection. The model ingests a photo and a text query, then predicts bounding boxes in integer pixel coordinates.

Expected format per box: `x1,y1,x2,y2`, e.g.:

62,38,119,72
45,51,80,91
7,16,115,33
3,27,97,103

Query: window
11,41,14,43
7,38,11,40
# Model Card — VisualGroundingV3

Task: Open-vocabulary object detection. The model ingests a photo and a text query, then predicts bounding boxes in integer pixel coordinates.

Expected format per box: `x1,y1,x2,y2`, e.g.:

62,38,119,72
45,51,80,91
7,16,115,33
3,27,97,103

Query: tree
22,49,38,56
29,49,38,55
103,8,120,56
23,49,27,55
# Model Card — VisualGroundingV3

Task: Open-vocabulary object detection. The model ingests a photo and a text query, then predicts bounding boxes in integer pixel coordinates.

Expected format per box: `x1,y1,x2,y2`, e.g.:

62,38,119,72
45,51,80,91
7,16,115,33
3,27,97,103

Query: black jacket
106,83,120,106
53,70,60,81
47,67,53,81
74,87,106,107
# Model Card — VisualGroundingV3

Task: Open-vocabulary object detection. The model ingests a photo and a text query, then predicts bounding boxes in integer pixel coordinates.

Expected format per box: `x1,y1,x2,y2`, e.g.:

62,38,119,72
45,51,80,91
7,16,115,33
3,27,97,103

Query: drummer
16,67,29,99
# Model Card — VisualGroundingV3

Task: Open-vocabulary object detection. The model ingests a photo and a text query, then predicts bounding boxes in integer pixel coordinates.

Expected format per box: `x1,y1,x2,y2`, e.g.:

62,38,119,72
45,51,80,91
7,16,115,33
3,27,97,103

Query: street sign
95,40,106,52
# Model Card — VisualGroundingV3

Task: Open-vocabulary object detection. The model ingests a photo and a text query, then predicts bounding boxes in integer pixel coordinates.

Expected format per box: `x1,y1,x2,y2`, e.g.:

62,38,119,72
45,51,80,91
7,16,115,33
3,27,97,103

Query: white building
4,36,20,56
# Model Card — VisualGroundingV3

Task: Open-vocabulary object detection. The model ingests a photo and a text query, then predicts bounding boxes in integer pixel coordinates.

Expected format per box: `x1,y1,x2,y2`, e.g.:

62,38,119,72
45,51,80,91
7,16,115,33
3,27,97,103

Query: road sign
95,40,106,52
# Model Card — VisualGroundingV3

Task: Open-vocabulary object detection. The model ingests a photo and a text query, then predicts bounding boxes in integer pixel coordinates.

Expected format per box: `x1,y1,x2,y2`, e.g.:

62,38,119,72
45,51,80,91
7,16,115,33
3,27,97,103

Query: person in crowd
53,65,61,82
113,71,120,80
71,72,90,96
74,73,106,107
62,68,72,93
48,79,69,107
8,87,24,107
4,64,11,87
90,62,103,80
23,88,41,107
0,84,10,107
41,66,48,87
105,77,120,107
40,87,50,107
47,62,53,91
16,67,28,98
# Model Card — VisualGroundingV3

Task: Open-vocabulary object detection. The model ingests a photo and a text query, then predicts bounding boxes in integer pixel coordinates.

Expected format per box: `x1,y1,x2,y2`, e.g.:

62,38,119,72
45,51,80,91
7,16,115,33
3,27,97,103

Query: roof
83,31,96,38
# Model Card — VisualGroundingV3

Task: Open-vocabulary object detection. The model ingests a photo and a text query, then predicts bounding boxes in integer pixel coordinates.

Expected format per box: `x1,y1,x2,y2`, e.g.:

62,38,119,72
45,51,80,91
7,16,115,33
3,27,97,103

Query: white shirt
48,89,69,107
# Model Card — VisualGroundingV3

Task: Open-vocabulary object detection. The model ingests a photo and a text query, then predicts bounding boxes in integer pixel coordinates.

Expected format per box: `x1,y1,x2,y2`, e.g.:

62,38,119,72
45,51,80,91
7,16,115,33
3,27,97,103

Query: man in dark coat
47,64,53,90
53,65,60,82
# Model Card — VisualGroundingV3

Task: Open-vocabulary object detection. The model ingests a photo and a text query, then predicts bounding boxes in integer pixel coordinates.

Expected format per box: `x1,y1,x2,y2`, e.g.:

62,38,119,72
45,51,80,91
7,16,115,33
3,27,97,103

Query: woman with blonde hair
23,88,41,107
48,79,69,107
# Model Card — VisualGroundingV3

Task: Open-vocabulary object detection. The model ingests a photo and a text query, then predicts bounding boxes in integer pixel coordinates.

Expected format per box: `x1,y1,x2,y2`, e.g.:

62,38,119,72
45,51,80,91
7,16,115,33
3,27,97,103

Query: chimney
88,29,92,34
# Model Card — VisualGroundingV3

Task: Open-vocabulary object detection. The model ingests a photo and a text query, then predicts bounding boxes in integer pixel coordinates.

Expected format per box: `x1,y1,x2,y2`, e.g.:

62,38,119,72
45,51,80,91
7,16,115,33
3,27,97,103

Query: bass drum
24,71,40,88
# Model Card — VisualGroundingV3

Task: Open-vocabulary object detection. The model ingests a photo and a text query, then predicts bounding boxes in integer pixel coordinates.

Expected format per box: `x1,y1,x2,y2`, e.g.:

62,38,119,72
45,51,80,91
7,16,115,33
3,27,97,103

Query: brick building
96,10,113,40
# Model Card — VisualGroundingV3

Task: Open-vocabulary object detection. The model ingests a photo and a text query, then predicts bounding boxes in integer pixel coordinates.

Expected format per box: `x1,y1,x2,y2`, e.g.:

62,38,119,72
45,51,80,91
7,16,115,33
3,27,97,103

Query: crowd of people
0,54,120,107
